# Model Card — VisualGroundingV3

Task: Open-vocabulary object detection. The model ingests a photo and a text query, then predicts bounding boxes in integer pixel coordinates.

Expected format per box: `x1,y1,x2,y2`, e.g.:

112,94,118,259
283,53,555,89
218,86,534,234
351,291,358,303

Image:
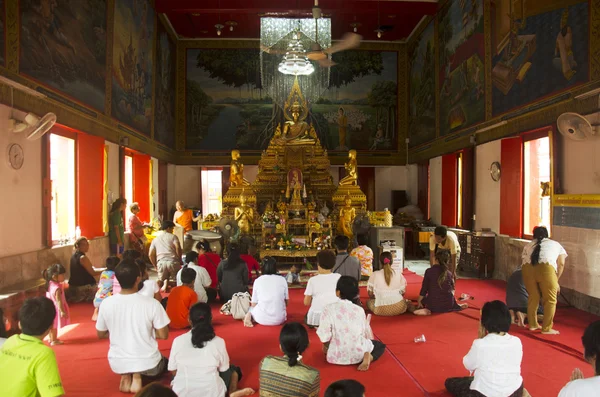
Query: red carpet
50,271,598,396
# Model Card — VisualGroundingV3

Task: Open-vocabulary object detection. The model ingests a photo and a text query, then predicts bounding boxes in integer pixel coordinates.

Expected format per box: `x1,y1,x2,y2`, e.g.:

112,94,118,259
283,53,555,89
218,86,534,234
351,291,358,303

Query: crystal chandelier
278,32,314,75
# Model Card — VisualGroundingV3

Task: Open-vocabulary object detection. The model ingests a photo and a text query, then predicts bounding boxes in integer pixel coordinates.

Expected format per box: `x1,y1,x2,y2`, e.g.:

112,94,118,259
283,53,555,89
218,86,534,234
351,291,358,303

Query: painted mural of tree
195,49,262,97
329,50,384,93
187,80,212,130
368,81,397,139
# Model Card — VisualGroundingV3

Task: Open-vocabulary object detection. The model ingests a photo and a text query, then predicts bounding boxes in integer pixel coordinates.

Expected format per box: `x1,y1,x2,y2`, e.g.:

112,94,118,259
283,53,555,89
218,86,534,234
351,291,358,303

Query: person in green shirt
109,198,127,256
0,297,65,397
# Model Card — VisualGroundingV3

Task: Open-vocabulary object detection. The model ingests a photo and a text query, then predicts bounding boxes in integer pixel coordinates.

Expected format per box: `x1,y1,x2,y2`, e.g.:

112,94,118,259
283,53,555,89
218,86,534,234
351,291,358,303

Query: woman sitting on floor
317,276,386,371
367,252,408,316
259,322,320,396
217,243,249,303
559,320,600,396
445,300,524,397
168,302,254,397
413,250,467,316
243,257,289,327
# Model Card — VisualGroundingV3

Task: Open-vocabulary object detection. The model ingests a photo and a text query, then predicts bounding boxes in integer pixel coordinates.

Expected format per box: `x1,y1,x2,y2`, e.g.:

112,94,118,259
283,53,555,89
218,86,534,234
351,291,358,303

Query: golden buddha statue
234,192,254,234
229,150,250,187
286,169,303,207
338,193,356,239
339,150,358,186
273,78,317,145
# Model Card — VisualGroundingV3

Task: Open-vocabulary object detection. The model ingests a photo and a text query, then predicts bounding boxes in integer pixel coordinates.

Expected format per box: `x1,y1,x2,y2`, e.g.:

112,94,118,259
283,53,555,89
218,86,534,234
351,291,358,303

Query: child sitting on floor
96,260,170,394
286,263,301,285
168,302,255,397
412,250,468,316
445,300,524,397
43,264,70,345
136,259,162,301
93,256,120,321
167,267,199,329
317,276,385,371
0,297,65,397
304,250,341,328
324,380,366,397
176,251,212,303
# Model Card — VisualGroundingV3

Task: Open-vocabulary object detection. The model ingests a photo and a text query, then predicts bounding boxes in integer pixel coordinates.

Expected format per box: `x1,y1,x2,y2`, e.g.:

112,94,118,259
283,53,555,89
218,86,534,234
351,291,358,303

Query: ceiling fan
306,0,362,68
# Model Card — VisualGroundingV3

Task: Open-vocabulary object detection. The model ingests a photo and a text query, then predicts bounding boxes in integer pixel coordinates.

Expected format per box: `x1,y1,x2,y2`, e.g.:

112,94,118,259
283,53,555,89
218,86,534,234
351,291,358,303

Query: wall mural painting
154,22,176,149
19,0,107,111
185,48,397,152
491,0,589,116
439,0,484,136
408,20,435,148
112,0,154,135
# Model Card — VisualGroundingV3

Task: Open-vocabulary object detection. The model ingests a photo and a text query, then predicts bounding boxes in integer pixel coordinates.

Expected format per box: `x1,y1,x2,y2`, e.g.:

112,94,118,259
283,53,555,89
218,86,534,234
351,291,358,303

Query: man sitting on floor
333,235,361,282
0,297,65,397
96,260,171,394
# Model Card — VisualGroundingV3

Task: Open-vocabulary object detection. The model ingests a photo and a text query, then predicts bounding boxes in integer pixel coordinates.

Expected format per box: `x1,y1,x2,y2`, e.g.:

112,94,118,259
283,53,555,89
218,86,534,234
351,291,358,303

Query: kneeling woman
259,323,320,396
168,303,254,397
367,252,408,316
243,257,289,327
413,250,467,315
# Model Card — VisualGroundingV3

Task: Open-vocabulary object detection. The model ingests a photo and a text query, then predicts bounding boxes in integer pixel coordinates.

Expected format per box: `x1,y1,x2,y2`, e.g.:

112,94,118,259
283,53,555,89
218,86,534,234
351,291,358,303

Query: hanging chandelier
278,32,314,76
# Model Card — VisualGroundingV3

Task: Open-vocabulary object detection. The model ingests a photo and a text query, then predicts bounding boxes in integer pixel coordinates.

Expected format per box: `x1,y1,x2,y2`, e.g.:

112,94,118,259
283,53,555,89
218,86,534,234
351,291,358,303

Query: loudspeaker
391,190,408,213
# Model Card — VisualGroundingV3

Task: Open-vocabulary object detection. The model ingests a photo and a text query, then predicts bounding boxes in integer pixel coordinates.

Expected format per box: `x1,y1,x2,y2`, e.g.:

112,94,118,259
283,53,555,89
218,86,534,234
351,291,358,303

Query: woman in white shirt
367,252,408,316
176,251,213,303
521,226,567,335
559,320,600,396
304,250,341,328
243,257,289,327
445,300,524,397
168,302,255,397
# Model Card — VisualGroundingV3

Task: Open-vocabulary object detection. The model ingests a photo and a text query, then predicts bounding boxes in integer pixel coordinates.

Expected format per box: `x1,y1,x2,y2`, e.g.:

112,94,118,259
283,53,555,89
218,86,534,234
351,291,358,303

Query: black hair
324,380,366,397
181,267,197,285
42,263,66,289
115,260,141,289
262,256,278,275
336,276,359,301
105,256,120,271
134,382,178,397
74,237,88,251
279,322,309,367
161,220,176,230
110,198,127,214
195,240,211,252
434,226,448,238
531,226,549,265
481,300,511,334
134,259,149,290
185,251,199,265
334,235,350,251
356,233,369,246
582,320,600,375
122,249,142,262
18,297,56,336
317,249,336,270
189,302,215,349
435,249,451,288
224,242,243,269
0,307,7,338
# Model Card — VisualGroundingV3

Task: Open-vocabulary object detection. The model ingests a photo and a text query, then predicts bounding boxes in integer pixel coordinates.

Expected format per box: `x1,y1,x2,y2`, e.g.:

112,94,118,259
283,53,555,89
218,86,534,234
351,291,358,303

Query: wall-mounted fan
9,112,56,140
557,112,597,141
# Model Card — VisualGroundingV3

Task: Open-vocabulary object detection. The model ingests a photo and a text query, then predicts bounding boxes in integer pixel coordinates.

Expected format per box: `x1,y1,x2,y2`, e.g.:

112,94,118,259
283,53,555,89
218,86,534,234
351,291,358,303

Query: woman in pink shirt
128,202,149,254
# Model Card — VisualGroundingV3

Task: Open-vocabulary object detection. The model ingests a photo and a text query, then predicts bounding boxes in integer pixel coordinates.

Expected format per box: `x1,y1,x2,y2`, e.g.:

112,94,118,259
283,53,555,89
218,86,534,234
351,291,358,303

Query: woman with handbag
217,243,249,303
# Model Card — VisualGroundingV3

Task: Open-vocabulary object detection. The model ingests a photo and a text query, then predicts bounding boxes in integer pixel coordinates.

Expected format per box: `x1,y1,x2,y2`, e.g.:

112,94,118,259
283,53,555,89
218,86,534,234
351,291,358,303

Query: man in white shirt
304,250,341,327
430,226,461,278
96,261,170,394
149,220,182,291
176,251,213,303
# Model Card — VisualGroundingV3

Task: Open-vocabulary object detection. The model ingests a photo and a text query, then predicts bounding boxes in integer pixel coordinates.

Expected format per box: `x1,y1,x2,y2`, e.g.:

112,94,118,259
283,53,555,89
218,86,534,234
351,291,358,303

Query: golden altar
221,78,367,250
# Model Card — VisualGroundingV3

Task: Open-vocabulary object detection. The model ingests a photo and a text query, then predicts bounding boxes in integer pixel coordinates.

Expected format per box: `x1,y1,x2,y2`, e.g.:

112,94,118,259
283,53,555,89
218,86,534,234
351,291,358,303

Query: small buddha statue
229,150,250,187
286,169,303,207
338,194,356,239
234,192,254,234
339,150,358,186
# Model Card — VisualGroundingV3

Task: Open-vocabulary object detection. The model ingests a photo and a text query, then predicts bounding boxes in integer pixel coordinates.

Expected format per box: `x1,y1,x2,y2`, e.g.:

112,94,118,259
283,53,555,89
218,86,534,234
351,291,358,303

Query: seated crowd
0,222,598,397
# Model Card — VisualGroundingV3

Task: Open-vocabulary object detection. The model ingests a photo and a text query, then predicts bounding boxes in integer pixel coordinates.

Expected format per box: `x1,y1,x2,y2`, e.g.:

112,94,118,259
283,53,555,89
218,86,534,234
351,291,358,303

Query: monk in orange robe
173,201,200,232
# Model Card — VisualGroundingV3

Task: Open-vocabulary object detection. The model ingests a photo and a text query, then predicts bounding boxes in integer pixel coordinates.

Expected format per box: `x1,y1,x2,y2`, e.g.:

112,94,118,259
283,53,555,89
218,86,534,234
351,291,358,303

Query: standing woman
109,198,127,256
521,226,567,335
67,237,102,303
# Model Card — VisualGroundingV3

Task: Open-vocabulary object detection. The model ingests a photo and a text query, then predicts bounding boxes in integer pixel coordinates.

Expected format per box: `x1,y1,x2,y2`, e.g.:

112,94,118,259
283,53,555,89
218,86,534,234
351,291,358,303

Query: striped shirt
259,355,320,397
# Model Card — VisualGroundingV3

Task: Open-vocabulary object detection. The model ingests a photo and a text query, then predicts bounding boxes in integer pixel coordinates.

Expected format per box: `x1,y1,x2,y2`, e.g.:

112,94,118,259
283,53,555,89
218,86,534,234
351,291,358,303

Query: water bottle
414,334,426,343
75,226,81,239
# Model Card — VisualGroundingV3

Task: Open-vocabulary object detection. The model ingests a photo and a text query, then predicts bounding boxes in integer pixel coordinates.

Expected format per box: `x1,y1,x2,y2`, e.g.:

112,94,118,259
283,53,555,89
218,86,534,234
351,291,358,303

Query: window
201,168,223,215
50,133,76,244
124,154,134,220
523,136,551,235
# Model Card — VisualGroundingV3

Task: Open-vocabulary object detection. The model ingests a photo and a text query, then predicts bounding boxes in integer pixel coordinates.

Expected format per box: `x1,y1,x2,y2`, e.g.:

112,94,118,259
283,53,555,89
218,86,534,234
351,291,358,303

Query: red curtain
441,154,458,227
500,137,523,237
133,154,151,223
77,133,105,238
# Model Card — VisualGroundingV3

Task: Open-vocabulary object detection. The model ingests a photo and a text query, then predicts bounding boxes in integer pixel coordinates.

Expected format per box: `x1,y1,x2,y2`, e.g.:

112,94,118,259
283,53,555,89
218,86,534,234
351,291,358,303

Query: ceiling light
350,22,361,33
278,32,314,76
225,21,237,32
215,23,224,36
375,29,383,38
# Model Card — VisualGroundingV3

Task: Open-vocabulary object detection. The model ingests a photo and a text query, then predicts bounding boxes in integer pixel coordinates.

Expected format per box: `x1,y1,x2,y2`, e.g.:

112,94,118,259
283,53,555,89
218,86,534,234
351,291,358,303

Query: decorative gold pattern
259,249,319,259
6,0,18,73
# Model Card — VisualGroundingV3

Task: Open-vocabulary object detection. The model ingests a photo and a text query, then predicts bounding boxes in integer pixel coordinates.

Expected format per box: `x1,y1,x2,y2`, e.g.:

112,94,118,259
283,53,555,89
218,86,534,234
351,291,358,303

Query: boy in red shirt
166,268,198,329
241,245,261,283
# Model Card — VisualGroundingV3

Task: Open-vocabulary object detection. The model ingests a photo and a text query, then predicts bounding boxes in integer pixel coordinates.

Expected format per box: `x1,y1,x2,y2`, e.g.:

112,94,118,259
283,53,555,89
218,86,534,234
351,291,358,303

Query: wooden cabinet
454,230,495,279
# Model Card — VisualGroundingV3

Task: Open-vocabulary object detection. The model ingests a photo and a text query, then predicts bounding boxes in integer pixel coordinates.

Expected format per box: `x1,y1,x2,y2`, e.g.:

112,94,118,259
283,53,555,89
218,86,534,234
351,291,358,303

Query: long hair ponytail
530,226,549,265
189,303,215,348
380,252,394,286
279,323,309,367
435,250,451,288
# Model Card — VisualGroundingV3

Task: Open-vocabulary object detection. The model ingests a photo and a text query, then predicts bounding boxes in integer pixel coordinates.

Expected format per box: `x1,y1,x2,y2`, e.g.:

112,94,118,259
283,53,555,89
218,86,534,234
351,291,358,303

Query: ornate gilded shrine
220,78,367,250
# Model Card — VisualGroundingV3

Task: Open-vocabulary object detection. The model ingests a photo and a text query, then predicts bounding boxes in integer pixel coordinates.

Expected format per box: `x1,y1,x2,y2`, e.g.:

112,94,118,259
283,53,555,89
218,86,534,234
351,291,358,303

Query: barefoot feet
542,329,560,335
357,353,373,371
243,312,254,328
130,373,142,394
119,374,132,393
230,388,256,397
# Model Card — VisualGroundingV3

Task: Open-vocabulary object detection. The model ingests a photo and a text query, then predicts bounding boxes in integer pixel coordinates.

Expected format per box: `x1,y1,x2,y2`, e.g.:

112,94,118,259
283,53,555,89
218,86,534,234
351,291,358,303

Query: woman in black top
67,237,102,303
217,243,249,302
